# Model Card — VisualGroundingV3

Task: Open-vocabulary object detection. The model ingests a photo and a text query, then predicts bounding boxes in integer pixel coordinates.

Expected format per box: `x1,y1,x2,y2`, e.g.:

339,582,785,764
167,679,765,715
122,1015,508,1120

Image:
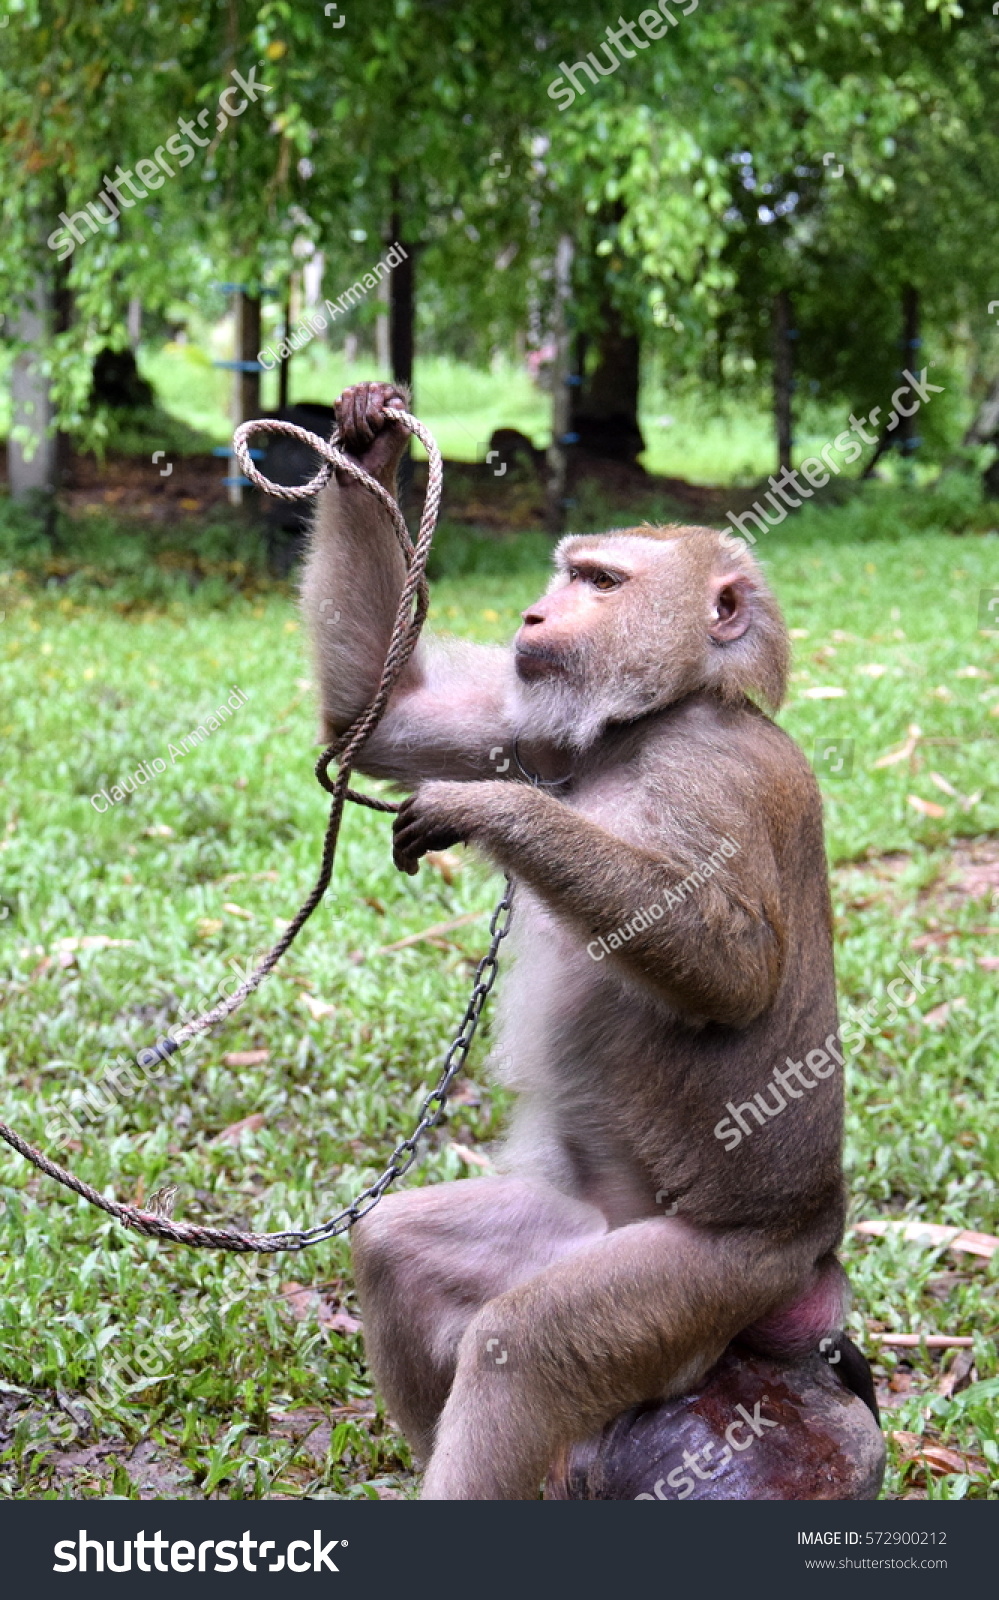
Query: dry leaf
143,824,174,837
857,663,888,677
196,917,224,938
301,994,337,1022
977,955,999,970
874,724,922,768
211,1111,266,1144
800,686,847,699
937,1349,976,1400
425,850,463,884
53,936,134,953
223,901,254,920
955,666,987,679
449,1141,496,1172
928,772,958,798
923,998,966,1029
222,1049,270,1068
789,628,809,639
854,1220,998,1259
908,795,947,820
920,1444,987,1478
280,1282,362,1334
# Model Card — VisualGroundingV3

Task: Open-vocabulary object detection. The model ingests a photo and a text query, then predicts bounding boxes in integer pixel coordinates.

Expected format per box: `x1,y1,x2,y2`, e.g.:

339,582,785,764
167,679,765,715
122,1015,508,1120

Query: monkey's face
511,529,786,749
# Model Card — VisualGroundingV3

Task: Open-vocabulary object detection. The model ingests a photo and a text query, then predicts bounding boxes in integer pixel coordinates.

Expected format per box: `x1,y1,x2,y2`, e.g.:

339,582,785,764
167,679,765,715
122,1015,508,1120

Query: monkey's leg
421,1216,821,1500
352,1177,607,1461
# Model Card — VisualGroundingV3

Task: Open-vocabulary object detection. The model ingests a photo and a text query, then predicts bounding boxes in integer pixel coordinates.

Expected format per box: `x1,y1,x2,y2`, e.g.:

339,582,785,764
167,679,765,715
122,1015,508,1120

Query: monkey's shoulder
639,696,820,804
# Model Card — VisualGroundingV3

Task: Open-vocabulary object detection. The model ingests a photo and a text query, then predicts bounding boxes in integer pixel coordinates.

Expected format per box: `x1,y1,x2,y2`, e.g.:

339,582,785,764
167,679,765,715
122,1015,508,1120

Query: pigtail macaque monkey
302,383,871,1501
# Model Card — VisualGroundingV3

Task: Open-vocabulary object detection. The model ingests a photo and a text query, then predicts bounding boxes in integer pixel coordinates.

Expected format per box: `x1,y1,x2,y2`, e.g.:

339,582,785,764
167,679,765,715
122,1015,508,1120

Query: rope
0,405,481,1254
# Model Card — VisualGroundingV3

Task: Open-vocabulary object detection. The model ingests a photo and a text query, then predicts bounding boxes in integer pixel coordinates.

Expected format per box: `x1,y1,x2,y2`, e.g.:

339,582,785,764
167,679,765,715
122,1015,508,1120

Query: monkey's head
512,525,789,750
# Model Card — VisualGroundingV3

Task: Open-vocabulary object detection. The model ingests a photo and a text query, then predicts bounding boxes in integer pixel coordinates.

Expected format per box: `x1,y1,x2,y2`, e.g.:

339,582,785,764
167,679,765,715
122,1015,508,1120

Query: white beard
511,673,613,753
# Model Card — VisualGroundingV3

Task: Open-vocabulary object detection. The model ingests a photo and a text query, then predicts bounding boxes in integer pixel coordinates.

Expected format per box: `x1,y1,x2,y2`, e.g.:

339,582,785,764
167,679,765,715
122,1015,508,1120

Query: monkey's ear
708,573,755,643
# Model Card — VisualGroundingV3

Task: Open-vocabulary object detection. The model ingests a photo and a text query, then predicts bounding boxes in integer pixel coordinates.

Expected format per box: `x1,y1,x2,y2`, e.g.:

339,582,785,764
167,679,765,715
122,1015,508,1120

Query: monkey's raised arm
300,383,515,784
393,775,787,1027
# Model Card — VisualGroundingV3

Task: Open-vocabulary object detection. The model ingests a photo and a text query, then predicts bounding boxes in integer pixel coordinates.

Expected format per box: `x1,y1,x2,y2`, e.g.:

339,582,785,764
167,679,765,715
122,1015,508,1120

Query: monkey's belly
544,1348,885,1501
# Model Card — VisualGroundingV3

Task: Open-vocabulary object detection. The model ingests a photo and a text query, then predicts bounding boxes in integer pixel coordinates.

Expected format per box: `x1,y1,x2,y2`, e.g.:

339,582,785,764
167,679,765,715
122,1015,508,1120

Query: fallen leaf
301,994,337,1021
800,686,847,699
449,1141,496,1172
920,1444,987,1478
928,772,958,798
222,1050,270,1068
196,918,224,938
874,724,922,768
977,955,999,970
955,666,987,679
857,663,887,678
280,1282,362,1333
143,824,175,837
362,896,386,915
425,850,463,884
908,795,947,820
223,901,254,920
211,1112,266,1144
788,628,809,639
53,936,134,953
937,1349,976,1400
923,998,966,1028
854,1220,998,1259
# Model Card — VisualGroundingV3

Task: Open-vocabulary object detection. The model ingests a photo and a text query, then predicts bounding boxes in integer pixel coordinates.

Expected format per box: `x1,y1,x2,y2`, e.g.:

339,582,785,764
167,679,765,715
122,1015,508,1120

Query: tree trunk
9,274,57,499
278,290,292,411
570,298,643,465
546,234,575,534
388,212,415,396
897,284,920,467
772,290,794,475
237,291,262,422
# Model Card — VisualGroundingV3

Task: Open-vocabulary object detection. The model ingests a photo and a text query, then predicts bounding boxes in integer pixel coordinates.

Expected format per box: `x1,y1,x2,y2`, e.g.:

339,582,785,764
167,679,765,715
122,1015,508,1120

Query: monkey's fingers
336,382,407,457
392,804,464,875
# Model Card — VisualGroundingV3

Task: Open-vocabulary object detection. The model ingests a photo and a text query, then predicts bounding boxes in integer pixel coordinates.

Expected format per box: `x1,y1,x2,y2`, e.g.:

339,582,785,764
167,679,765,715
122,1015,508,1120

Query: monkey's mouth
514,644,566,681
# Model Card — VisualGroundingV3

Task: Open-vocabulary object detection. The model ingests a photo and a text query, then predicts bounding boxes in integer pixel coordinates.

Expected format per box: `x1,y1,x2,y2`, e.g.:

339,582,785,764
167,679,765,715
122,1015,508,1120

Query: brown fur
302,384,845,1501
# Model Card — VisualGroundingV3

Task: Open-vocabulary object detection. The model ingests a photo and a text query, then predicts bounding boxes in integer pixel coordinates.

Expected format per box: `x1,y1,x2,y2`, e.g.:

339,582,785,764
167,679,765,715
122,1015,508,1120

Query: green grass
0,486,996,1499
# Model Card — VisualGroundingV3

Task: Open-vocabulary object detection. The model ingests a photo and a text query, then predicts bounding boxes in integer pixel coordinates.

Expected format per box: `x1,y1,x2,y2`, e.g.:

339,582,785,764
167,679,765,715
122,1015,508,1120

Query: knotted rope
0,406,495,1254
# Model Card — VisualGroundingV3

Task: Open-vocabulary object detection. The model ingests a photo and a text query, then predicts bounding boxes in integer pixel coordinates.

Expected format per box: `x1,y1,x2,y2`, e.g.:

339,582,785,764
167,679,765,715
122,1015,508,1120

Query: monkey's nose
521,605,545,625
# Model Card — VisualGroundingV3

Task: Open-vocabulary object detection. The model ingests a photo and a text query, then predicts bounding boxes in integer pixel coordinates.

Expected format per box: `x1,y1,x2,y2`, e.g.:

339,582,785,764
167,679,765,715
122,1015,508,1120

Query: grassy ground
0,486,997,1500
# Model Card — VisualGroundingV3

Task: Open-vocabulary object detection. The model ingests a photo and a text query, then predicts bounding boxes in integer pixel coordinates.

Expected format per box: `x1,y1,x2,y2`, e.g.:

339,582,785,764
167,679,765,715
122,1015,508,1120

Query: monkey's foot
544,1345,885,1501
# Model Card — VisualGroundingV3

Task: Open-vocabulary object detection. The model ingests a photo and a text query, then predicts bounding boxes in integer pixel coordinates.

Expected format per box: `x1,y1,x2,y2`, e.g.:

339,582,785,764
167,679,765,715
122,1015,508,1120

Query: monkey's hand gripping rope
0,409,514,1254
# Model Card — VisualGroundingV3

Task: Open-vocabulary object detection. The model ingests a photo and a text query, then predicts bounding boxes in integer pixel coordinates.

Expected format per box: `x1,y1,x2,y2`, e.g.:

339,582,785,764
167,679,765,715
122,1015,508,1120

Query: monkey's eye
589,570,622,591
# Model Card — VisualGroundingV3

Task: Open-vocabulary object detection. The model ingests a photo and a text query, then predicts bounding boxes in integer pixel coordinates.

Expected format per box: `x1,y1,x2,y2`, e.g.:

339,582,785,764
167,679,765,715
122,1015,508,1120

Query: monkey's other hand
392,782,475,876
335,381,408,480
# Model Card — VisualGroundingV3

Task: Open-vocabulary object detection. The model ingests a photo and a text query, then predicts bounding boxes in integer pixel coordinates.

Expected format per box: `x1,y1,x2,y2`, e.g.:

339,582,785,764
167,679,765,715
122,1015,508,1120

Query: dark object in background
89,347,155,410
486,427,546,479
545,1344,885,1502
255,402,336,575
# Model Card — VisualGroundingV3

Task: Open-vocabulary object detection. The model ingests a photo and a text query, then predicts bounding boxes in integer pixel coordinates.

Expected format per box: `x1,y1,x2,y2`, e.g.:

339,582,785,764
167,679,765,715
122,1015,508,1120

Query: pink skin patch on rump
738,1265,848,1359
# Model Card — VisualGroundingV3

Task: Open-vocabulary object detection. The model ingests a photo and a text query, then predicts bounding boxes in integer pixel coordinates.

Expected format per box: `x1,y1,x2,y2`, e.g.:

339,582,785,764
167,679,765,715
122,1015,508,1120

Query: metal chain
0,405,515,1254
296,875,515,1245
